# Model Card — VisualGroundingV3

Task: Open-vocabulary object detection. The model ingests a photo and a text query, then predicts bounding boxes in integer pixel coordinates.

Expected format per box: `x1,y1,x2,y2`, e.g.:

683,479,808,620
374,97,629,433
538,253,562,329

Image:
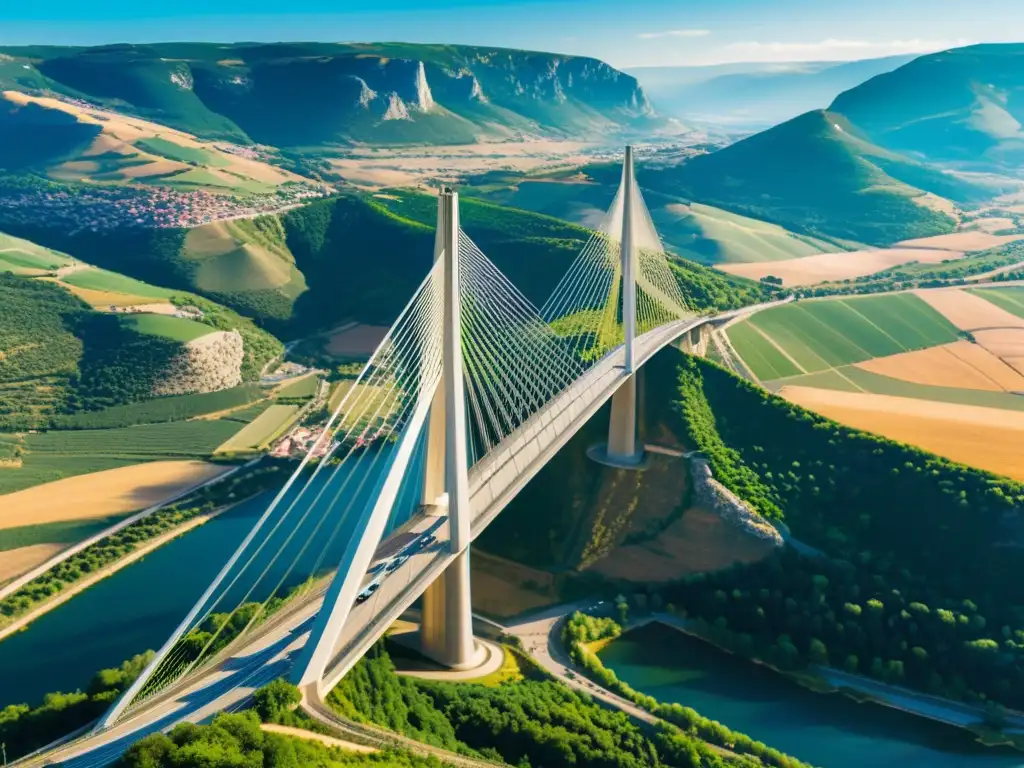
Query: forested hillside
663,353,1024,713
0,42,662,147
331,641,781,767
0,274,182,430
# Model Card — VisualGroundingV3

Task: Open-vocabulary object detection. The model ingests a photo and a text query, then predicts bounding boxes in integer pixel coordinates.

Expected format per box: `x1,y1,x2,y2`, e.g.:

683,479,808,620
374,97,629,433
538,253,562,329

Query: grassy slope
640,110,987,246
465,174,851,265
830,43,1024,170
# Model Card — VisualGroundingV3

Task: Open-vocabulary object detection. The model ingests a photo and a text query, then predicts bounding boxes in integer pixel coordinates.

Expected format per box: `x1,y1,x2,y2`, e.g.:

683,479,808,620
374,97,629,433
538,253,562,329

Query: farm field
135,137,228,167
215,404,299,453
275,374,319,400
767,365,1024,411
60,267,174,299
0,454,140,496
0,233,73,276
728,293,961,380
24,419,244,457
52,385,263,429
718,246,961,285
121,313,215,342
855,340,1024,393
779,386,1024,481
915,287,1024,376
0,459,225,530
971,286,1024,319
0,543,64,585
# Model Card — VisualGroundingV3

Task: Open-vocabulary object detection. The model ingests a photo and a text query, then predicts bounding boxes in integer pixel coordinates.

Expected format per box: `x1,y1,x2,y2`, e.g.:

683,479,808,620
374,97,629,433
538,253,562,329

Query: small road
499,603,662,729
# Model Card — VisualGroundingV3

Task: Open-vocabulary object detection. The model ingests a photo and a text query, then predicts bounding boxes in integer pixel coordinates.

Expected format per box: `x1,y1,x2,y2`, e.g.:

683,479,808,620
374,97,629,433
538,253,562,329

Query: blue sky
2,0,1021,67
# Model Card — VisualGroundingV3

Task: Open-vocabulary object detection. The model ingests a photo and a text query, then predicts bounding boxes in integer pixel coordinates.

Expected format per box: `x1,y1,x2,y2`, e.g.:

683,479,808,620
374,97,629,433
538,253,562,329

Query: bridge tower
418,189,483,669
592,145,646,468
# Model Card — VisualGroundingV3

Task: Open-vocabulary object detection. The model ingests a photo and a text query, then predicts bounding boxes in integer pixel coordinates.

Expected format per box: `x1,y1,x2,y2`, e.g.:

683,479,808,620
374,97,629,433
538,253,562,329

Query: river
0,445,423,708
598,623,1024,768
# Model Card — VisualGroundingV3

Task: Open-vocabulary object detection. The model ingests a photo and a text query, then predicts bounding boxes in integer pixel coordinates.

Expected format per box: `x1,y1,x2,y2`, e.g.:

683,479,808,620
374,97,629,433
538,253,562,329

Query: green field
154,167,274,194
135,137,227,167
52,385,263,429
215,404,298,453
24,420,243,458
730,294,962,379
0,249,69,274
0,455,142,496
121,313,215,342
61,267,173,299
970,286,1024,319
275,375,318,400
726,321,801,380
655,202,847,264
0,514,134,551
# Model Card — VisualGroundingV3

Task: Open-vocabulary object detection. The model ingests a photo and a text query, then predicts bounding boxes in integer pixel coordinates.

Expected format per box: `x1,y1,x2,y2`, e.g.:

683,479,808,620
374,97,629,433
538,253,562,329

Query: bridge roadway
26,305,783,768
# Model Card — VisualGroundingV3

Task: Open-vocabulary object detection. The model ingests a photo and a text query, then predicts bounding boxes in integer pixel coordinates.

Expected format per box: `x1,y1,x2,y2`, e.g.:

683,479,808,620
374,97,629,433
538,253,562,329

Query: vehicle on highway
355,581,381,604
385,555,409,573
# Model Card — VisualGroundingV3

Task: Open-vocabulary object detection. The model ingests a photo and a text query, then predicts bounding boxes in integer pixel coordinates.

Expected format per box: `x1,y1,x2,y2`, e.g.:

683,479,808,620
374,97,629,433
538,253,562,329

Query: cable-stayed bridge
24,148,781,768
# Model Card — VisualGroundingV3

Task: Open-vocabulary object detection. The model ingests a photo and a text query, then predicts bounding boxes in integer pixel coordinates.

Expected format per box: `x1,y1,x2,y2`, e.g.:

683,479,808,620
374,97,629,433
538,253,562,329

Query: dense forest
0,274,182,429
0,652,153,759
668,353,1024,711
331,641,762,767
119,711,449,768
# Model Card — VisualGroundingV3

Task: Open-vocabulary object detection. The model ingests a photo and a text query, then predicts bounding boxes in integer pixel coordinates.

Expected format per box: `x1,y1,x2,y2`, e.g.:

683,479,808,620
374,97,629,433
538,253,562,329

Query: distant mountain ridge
829,44,1024,171
630,55,918,130
0,42,663,146
637,44,1024,246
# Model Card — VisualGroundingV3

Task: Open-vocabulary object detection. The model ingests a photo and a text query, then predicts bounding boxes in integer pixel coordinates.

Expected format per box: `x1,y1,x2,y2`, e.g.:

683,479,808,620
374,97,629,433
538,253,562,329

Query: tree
252,678,300,722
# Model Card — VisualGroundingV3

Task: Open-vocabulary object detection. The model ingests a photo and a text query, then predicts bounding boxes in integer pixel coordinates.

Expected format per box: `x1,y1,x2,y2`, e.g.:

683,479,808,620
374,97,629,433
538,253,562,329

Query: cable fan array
540,172,691,363
113,262,445,720
459,230,585,459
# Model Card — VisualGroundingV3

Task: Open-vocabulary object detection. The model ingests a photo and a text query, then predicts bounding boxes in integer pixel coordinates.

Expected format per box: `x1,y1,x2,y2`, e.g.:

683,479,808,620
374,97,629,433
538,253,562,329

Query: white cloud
637,29,711,40
721,37,975,62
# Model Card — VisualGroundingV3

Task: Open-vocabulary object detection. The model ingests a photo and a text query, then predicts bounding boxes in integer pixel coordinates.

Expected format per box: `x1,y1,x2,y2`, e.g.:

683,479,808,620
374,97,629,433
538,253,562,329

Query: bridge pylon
417,188,483,668
590,146,647,469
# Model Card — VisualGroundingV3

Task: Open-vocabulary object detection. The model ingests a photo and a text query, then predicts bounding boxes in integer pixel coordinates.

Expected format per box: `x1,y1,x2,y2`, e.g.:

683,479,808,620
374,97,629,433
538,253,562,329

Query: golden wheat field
780,386,1024,480
0,460,226,529
854,340,1024,392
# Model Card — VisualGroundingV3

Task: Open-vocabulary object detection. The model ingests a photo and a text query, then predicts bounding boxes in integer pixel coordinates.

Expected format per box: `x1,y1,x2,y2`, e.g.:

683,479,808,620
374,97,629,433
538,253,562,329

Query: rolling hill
829,44,1024,171
463,171,850,265
0,42,665,147
0,90,306,193
640,109,994,246
629,55,917,130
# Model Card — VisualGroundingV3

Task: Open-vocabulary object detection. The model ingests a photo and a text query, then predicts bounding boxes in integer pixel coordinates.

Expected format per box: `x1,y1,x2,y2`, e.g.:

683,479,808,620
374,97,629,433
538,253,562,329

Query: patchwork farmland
725,289,1024,480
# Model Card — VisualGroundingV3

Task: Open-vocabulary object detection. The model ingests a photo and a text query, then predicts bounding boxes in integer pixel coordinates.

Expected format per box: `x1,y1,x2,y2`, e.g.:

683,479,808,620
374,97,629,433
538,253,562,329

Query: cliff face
4,42,662,146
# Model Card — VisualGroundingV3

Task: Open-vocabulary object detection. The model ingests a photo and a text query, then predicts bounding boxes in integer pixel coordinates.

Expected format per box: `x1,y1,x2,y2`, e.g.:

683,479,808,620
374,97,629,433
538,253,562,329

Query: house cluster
270,426,336,460
0,182,331,235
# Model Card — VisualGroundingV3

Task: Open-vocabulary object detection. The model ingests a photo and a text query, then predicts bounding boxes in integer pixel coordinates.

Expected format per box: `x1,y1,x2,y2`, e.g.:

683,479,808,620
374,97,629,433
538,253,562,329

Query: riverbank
0,464,284,642
597,619,1024,767
652,612,1024,740
0,461,244,599
0,506,233,643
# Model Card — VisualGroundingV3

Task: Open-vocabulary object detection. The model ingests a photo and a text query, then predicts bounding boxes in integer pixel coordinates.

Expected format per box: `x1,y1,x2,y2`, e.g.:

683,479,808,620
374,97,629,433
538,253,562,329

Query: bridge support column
589,146,647,470
417,188,483,670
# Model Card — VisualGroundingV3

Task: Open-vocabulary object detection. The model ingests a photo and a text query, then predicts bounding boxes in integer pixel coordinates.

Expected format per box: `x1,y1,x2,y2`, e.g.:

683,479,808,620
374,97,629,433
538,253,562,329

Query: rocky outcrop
154,330,244,396
690,458,784,545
